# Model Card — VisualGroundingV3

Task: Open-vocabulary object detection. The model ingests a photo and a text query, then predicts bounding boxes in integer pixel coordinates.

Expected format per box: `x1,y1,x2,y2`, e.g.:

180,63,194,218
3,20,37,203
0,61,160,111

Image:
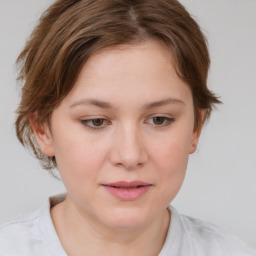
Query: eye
147,116,175,127
153,117,166,125
81,118,110,130
91,119,104,126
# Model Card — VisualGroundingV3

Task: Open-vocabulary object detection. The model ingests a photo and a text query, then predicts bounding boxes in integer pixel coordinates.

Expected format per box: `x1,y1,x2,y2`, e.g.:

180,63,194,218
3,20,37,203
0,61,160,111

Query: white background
0,0,255,248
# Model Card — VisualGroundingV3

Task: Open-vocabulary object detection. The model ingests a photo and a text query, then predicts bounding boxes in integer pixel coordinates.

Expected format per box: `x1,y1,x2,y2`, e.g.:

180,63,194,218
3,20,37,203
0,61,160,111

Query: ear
189,110,205,154
30,117,55,157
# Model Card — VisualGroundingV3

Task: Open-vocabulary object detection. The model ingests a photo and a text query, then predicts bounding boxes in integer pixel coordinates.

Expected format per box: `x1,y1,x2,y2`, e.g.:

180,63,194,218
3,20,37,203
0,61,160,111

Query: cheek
155,145,188,204
152,128,192,170
156,144,189,186
150,129,192,196
52,130,108,180
54,139,106,204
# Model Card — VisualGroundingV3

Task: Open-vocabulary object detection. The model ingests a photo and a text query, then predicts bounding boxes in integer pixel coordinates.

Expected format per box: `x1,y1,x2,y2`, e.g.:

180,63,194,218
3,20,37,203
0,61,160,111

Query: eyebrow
144,98,185,109
70,99,112,109
69,98,185,109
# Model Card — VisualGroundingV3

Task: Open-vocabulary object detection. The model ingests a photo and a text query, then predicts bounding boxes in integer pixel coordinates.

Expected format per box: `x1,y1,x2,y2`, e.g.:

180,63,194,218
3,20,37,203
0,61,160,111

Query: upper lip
102,181,152,188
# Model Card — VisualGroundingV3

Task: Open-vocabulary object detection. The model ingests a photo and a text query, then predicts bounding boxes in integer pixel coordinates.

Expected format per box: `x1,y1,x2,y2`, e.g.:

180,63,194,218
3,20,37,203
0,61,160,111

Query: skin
32,39,202,256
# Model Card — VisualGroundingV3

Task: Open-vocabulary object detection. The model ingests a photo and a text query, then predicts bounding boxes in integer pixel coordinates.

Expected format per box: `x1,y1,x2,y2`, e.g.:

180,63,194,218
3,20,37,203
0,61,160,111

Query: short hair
15,0,221,170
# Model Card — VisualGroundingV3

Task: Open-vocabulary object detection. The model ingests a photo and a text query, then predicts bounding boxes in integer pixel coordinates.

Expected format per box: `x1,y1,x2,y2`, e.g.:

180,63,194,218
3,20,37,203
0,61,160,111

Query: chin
102,208,150,230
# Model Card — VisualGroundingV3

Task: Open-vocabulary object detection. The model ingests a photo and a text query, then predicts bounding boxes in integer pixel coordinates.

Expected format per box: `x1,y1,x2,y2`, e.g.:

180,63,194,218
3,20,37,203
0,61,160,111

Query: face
34,39,201,230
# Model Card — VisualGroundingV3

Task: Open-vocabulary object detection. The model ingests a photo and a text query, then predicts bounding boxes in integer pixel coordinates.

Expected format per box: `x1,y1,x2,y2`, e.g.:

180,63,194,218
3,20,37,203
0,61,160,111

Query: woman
0,0,255,255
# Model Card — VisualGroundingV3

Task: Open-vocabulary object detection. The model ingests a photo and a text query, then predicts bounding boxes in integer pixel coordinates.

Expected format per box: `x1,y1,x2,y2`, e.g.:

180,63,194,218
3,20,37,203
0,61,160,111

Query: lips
102,181,152,200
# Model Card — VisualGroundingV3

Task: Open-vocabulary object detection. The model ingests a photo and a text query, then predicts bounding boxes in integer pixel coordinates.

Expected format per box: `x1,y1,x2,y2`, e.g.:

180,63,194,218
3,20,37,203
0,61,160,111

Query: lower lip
102,185,151,200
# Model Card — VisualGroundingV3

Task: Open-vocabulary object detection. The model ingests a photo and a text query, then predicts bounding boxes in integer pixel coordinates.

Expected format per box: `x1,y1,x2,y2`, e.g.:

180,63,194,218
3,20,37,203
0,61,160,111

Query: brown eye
92,119,104,126
147,116,175,127
153,117,166,125
81,118,109,130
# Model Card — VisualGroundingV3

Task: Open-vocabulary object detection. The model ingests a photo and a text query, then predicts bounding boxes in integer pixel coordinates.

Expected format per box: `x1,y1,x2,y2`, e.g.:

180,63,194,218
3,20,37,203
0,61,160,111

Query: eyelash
147,116,175,127
80,118,111,130
80,116,175,130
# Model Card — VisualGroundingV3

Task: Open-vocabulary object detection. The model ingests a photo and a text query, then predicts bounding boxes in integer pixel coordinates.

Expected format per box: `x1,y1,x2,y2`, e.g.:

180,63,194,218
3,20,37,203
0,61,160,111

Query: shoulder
0,195,67,256
173,208,256,256
0,208,43,255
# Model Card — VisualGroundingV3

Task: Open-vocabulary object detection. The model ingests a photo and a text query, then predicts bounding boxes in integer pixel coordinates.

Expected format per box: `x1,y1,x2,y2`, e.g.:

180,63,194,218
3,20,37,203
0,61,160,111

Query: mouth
101,181,152,201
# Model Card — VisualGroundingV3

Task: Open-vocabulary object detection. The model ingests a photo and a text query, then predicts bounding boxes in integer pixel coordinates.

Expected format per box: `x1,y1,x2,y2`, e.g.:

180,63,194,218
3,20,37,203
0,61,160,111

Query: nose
108,124,148,170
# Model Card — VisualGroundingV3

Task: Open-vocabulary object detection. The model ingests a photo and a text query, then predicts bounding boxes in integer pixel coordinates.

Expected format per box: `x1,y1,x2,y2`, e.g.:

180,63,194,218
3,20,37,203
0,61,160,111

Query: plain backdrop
0,0,255,248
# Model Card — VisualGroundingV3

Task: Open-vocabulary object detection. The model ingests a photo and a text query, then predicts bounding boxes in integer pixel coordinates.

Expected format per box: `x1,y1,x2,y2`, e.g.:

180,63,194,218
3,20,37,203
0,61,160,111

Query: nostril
108,132,149,169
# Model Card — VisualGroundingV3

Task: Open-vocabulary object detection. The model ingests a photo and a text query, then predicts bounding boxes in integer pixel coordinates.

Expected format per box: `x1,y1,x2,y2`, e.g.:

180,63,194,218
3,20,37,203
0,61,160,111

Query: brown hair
16,0,221,170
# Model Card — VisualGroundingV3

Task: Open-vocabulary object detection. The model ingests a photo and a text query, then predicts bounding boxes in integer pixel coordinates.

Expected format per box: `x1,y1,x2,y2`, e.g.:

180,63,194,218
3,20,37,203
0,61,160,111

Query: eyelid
80,115,175,130
145,115,175,127
80,118,111,130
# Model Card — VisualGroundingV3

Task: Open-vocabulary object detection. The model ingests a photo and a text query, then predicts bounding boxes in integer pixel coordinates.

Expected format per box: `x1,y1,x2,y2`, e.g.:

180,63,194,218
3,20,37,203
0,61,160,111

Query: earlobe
29,118,55,157
189,110,205,154
189,141,198,154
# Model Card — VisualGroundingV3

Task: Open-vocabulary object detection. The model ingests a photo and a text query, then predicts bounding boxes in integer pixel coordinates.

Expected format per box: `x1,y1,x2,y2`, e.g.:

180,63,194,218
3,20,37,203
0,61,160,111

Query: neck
51,195,170,256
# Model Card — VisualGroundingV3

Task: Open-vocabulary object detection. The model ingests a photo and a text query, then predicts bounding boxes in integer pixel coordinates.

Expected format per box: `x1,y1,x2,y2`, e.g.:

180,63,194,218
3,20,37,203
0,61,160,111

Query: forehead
61,39,192,108
81,40,175,82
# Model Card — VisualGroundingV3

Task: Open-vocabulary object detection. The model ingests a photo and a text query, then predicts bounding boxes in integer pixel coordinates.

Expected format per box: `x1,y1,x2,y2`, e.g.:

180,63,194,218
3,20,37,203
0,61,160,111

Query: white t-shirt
0,194,255,256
